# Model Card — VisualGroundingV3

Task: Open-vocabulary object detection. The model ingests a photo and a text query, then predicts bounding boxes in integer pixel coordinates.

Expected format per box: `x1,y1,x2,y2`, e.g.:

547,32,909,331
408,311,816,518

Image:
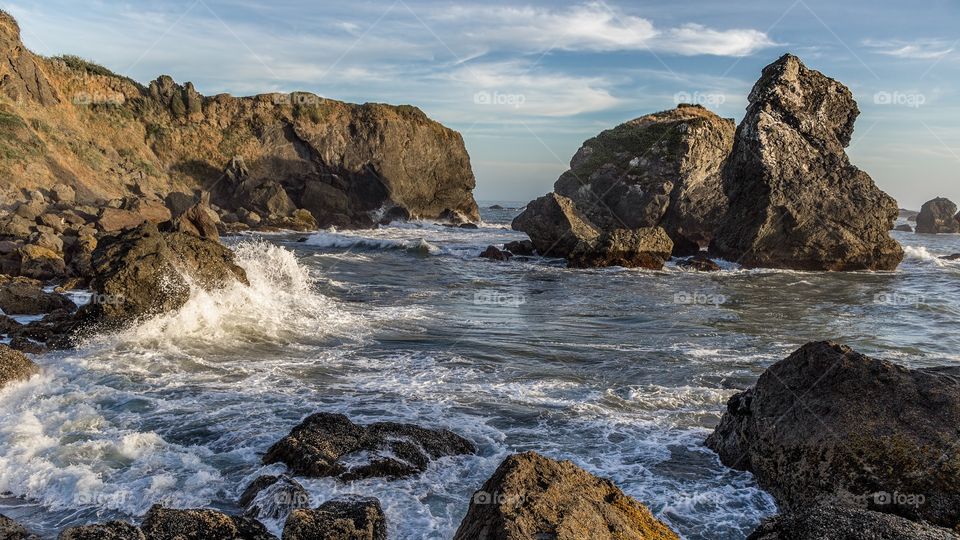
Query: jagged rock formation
706,341,960,529
513,104,733,260
710,54,903,270
453,451,679,540
0,11,478,228
915,197,960,234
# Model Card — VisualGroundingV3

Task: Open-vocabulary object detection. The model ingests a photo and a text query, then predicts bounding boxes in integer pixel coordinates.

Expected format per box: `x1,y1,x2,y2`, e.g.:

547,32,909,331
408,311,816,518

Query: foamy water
0,209,958,539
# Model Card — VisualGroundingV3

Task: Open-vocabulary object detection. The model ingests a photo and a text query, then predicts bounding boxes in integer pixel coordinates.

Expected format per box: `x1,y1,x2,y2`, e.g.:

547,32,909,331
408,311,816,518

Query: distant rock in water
894,224,913,232
479,245,512,261
747,504,959,540
941,253,960,261
513,104,734,261
915,197,960,234
898,208,920,221
710,54,903,270
453,451,679,540
283,497,386,540
706,341,960,528
263,412,476,480
677,254,721,272
567,227,673,270
0,11,479,229
504,240,535,256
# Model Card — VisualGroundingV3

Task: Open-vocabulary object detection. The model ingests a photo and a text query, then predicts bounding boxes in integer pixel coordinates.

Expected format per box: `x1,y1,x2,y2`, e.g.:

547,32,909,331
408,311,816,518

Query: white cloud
863,39,955,60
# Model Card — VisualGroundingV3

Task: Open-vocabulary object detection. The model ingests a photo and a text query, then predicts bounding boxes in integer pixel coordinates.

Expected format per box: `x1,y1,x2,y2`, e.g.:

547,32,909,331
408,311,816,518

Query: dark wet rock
677,254,722,272
140,505,275,540
916,197,960,234
504,240,535,256
489,204,504,210
567,227,673,270
706,341,960,528
0,513,38,540
8,336,43,354
83,223,247,326
511,193,599,258
0,344,39,388
0,314,22,334
0,276,76,314
282,497,386,540
941,253,960,261
10,308,78,349
453,451,679,540
58,521,145,540
263,412,476,480
747,504,960,540
894,224,913,232
479,245,512,261
711,55,903,270
459,223,479,230
239,475,310,520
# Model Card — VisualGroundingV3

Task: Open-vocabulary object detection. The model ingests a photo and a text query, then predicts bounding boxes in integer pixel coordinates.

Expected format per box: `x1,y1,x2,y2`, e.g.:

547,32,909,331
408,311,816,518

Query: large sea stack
710,54,903,270
0,11,478,229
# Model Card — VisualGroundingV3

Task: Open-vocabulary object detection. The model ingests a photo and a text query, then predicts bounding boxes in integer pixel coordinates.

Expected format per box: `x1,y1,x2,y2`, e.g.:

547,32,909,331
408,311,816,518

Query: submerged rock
453,451,679,540
916,197,960,234
83,223,247,326
706,341,960,528
479,245,512,261
140,505,275,540
263,412,475,480
747,504,959,540
0,344,39,388
504,240,535,256
58,521,145,540
710,55,903,270
677,254,721,272
282,497,386,540
239,475,310,520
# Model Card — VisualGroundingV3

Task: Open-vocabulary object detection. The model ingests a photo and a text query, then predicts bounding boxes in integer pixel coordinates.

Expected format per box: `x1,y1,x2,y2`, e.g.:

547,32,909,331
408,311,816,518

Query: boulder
282,497,386,540
916,197,960,234
28,230,63,254
504,240,535,256
568,227,673,270
58,521,145,540
894,224,913,232
747,504,959,540
479,246,512,261
0,514,38,540
0,214,34,238
18,244,66,280
453,451,679,540
263,412,475,480
710,55,903,270
0,344,39,388
0,276,76,314
96,208,147,233
239,475,310,520
170,193,220,240
50,184,76,204
706,341,960,528
140,506,274,540
83,223,247,325
677,254,722,272
511,193,599,258
164,192,197,219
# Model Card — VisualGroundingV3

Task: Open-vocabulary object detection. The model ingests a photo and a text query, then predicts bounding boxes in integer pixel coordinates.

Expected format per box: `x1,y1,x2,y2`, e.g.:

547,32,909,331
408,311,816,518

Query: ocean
0,204,957,539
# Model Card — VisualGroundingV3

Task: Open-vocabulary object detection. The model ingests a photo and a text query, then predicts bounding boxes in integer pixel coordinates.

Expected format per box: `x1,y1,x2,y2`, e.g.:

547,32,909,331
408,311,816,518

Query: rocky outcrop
916,197,960,234
0,11,479,229
747,504,960,540
282,497,387,540
0,276,75,314
511,193,599,258
263,412,475,480
706,341,960,528
710,55,903,270
140,505,274,540
59,521,146,540
0,344,38,388
513,105,733,260
453,451,678,540
239,475,310,520
82,222,247,326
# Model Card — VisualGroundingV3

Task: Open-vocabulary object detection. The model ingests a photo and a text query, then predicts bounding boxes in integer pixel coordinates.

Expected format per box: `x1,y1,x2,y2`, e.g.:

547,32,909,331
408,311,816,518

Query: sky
4,0,959,208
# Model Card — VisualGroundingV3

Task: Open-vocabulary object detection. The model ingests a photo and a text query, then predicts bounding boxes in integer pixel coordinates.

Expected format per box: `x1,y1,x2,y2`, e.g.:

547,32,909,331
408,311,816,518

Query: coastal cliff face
0,11,479,227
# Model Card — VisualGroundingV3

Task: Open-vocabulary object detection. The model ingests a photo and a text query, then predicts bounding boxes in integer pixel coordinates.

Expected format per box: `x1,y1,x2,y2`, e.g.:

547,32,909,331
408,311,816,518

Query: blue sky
5,0,959,208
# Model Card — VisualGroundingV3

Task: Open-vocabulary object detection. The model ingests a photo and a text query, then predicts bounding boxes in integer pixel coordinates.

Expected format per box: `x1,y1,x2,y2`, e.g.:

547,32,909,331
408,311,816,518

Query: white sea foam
903,245,947,266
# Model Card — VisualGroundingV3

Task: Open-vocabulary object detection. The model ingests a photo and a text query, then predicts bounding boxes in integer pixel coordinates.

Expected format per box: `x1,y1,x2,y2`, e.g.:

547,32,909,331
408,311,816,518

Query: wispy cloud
863,39,955,60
